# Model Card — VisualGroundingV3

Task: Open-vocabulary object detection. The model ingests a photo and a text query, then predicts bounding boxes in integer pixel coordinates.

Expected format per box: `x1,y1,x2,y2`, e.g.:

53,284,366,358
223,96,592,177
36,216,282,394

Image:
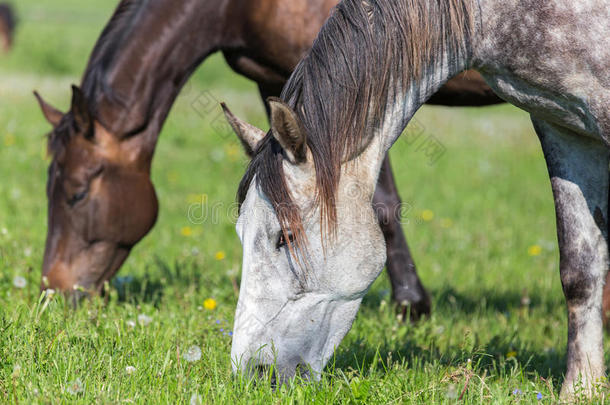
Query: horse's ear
70,85,92,137
34,91,63,128
267,97,307,164
221,102,266,157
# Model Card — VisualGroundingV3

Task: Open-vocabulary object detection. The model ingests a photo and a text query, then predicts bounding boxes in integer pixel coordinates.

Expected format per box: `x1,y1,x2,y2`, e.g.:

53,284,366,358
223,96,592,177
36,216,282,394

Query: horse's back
223,0,337,84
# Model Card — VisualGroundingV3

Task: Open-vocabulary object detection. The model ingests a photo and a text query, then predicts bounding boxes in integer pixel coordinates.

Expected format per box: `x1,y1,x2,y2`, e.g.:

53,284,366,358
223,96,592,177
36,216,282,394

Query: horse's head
35,86,158,296
224,99,386,381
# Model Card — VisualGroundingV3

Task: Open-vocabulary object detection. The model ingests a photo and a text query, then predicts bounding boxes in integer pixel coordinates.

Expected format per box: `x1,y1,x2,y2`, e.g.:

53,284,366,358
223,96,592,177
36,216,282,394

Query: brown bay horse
0,3,15,52
35,0,501,314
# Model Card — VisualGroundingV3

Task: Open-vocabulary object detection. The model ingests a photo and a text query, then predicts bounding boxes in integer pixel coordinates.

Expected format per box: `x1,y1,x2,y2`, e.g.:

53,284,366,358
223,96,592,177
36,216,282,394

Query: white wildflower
182,345,202,362
12,364,21,378
13,276,26,289
65,378,84,395
125,366,136,375
190,393,202,405
446,384,458,399
137,314,152,326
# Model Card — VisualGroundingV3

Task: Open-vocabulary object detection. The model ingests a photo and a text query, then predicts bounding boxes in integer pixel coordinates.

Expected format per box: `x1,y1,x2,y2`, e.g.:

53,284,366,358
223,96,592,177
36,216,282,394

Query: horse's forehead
244,178,274,216
282,160,317,202
240,162,317,233
61,138,97,169
239,179,278,239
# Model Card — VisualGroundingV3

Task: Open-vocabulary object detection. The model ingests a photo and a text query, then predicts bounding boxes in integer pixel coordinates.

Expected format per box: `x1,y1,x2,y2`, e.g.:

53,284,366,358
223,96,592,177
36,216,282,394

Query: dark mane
81,0,146,112
48,0,146,155
47,113,79,157
238,0,475,246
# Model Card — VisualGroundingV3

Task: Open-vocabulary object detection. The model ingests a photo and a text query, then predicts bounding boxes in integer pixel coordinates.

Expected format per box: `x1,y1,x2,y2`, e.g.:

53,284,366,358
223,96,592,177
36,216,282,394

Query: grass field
0,1,607,403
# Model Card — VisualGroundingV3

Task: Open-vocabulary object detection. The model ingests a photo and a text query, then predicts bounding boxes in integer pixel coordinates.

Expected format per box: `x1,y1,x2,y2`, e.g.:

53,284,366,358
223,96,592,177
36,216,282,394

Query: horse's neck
83,0,230,156
376,51,470,157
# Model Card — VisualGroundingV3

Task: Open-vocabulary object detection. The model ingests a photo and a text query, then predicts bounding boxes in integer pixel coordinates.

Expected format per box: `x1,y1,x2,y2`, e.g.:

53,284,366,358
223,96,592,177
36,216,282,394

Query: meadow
0,1,606,403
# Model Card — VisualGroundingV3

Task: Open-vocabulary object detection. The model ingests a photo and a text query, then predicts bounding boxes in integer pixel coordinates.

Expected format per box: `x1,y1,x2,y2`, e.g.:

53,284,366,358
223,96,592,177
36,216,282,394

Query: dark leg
373,155,431,320
257,85,431,320
257,83,284,116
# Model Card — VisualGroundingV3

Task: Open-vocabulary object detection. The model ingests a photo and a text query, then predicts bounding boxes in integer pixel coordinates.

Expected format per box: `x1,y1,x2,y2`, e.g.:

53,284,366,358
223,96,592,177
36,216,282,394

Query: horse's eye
277,231,295,249
68,189,88,206
65,166,103,207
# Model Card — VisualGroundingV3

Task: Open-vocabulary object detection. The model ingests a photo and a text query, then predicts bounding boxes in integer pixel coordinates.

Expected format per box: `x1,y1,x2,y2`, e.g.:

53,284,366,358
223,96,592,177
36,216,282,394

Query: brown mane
81,0,152,115
238,0,475,247
46,1,148,157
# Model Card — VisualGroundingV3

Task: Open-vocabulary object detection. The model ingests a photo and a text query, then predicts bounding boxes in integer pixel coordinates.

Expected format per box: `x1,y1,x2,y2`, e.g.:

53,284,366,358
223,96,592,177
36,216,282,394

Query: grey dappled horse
224,0,610,398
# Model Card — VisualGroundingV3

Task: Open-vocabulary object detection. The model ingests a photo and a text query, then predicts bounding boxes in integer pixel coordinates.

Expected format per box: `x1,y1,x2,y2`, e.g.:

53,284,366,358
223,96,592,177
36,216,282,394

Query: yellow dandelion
181,226,193,237
527,245,542,256
421,210,434,222
440,218,453,228
167,170,179,184
4,133,15,147
214,251,226,261
203,298,217,310
187,193,207,204
225,143,240,161
506,351,517,359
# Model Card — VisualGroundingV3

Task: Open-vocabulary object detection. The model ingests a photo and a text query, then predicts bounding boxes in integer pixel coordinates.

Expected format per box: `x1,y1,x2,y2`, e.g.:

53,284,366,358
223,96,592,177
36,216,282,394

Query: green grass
0,1,607,403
